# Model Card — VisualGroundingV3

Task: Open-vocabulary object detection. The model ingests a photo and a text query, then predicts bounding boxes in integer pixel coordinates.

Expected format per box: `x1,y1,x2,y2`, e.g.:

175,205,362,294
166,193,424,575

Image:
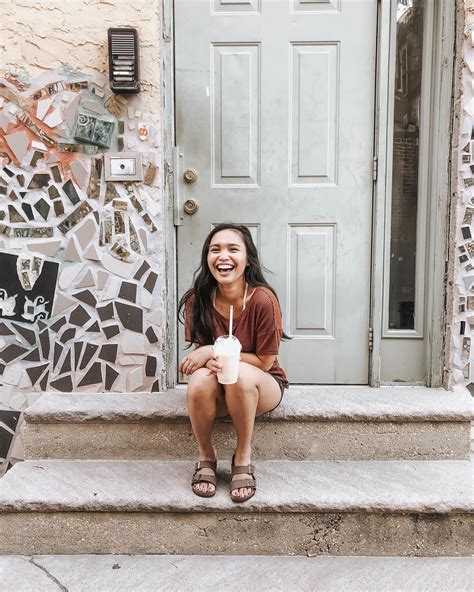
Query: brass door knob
183,199,199,215
183,168,198,183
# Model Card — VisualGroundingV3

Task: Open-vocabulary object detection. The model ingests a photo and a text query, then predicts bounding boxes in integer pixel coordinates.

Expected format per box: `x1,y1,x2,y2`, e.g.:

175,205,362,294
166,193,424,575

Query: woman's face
207,229,248,286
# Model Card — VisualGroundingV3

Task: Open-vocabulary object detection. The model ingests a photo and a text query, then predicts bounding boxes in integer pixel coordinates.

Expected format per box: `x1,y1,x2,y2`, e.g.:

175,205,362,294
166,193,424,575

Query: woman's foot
191,454,217,497
230,452,256,502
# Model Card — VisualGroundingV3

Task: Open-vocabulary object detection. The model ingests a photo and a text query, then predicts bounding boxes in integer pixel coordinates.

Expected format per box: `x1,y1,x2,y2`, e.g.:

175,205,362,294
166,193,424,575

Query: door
175,0,377,383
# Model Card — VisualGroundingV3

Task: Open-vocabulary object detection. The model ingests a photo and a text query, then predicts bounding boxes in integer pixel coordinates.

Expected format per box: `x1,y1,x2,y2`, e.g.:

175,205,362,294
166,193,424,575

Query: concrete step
0,459,471,555
1,555,473,591
22,387,473,461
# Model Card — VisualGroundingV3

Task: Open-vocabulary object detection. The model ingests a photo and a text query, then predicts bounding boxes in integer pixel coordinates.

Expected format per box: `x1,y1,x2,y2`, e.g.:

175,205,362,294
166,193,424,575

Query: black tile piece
11,322,36,345
48,185,60,200
53,342,64,369
103,324,120,340
0,344,28,363
19,191,27,199
16,174,25,187
0,186,6,195
69,305,91,327
115,302,143,333
26,363,49,386
0,409,20,431
21,203,35,221
28,173,50,189
30,151,45,168
0,323,14,336
59,349,72,374
93,211,100,225
3,167,14,178
39,371,49,391
9,204,27,223
63,179,80,205
97,302,114,322
118,281,137,303
151,379,160,393
34,198,51,221
0,426,14,459
145,355,157,377
134,261,150,281
145,326,158,344
50,317,67,333
86,321,100,333
37,320,47,331
51,165,62,183
73,290,97,307
53,200,65,216
105,364,119,391
50,375,73,392
98,343,118,363
78,362,102,387
9,190,18,201
79,343,99,370
39,329,50,359
0,362,5,375
144,275,157,298
23,347,41,362
60,327,76,344
74,341,84,370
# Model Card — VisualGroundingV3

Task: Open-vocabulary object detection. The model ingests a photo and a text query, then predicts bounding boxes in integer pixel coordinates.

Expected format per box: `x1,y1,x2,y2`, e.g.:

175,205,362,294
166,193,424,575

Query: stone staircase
0,386,472,556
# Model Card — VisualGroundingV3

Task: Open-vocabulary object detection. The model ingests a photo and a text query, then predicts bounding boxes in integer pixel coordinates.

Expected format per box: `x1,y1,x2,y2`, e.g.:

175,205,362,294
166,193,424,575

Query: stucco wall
0,0,164,472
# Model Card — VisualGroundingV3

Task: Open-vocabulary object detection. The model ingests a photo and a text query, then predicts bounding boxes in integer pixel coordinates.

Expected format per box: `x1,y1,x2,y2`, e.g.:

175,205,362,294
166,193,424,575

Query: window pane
389,0,424,330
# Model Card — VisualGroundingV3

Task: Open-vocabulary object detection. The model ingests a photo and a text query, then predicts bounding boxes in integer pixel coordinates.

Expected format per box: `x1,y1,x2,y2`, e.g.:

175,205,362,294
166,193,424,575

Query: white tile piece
121,331,146,355
97,270,109,290
26,239,62,257
52,293,76,317
82,99,106,115
138,228,147,250
128,121,136,130
36,97,53,121
0,97,3,107
102,252,135,278
146,200,160,216
31,140,48,151
127,367,144,391
64,94,80,130
3,364,23,386
120,355,146,365
141,290,153,309
147,309,163,325
59,263,84,290
46,152,59,164
19,371,30,389
75,268,96,288
114,373,128,392
127,106,135,118
84,243,101,261
70,159,89,189
75,218,96,250
64,236,82,262
0,112,10,132
102,276,120,301
43,107,63,128
134,110,142,118
5,131,30,162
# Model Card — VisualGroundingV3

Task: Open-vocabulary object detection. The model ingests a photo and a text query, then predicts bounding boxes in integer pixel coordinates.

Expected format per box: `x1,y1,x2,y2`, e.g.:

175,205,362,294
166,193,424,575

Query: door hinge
368,327,374,352
372,156,378,182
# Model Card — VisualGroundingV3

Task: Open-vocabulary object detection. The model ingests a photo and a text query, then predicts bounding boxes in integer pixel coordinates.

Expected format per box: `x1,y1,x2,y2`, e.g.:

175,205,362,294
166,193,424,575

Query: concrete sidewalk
1,555,472,591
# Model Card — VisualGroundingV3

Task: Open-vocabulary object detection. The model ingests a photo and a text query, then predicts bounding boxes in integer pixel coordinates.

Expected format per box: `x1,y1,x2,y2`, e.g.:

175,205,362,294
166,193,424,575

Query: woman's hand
205,354,223,376
179,345,214,375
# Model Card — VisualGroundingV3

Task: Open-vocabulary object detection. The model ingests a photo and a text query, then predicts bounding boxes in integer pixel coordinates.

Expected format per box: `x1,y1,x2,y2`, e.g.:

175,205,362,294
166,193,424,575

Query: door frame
163,0,455,389
369,0,456,387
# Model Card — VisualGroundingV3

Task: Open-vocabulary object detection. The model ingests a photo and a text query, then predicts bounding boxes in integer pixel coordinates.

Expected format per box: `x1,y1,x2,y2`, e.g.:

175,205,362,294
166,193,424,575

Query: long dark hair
178,223,289,345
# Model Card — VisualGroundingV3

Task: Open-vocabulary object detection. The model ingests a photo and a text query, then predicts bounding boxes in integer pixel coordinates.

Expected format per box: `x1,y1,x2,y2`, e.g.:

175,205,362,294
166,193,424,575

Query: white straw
229,305,234,337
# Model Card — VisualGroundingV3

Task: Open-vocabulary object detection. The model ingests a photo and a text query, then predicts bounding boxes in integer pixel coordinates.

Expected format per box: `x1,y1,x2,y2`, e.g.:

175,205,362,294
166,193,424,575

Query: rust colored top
185,286,288,388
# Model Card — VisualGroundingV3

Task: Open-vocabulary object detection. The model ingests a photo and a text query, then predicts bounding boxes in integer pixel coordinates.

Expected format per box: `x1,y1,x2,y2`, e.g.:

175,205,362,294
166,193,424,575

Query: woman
178,223,288,503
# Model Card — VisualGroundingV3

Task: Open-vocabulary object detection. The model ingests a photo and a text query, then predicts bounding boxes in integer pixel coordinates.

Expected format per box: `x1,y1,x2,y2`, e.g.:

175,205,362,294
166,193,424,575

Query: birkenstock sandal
230,458,256,503
191,460,217,498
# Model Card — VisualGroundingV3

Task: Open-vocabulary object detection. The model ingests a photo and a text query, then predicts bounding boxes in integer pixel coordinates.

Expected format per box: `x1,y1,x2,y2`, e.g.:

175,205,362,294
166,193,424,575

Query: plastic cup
213,335,241,384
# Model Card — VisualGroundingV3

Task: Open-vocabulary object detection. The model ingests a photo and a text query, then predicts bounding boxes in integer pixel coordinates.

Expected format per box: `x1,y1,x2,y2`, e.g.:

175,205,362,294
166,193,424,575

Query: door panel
175,0,377,383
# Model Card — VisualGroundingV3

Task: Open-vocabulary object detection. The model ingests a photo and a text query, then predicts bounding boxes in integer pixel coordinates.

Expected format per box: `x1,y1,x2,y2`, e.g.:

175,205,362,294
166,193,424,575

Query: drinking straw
229,305,234,337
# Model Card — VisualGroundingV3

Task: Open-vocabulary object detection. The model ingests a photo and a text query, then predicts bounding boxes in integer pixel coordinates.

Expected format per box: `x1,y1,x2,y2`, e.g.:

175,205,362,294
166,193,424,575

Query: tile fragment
59,348,72,374
116,302,143,333
73,290,97,307
53,200,65,216
23,347,41,362
52,293,75,317
128,367,143,391
74,341,84,370
30,151,45,167
53,342,64,369
145,326,159,344
143,271,158,294
0,323,15,338
133,260,150,281
97,302,114,322
59,327,76,344
103,324,120,340
75,218,96,249
151,379,160,392
39,329,50,359
0,344,28,363
8,205,27,223
50,375,73,392
98,343,118,363
27,239,62,257
39,370,49,391
0,409,20,431
86,320,100,333
21,203,35,221
97,271,109,290
84,243,101,261
33,198,51,221
70,159,89,188
5,131,29,162
50,165,62,183
11,323,36,345
79,343,99,370
62,179,80,205
36,97,54,121
28,173,50,189
77,362,102,387
26,363,48,386
146,355,157,377
118,281,137,303
64,236,82,262
48,185,60,199
105,364,119,390
43,107,63,128
50,317,67,333
102,252,135,278
122,331,146,354
76,269,95,288
69,305,91,327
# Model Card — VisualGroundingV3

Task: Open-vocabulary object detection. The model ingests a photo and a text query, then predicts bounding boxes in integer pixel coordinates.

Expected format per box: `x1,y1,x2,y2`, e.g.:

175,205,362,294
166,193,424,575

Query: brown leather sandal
230,458,256,503
191,460,217,498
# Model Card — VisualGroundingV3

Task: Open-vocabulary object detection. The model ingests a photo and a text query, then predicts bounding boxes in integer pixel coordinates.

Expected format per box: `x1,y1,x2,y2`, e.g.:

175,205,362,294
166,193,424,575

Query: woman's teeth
217,265,234,272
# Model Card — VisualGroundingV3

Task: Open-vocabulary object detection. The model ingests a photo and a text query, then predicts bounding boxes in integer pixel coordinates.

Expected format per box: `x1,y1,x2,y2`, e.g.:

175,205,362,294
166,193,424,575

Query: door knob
183,168,198,183
183,199,199,215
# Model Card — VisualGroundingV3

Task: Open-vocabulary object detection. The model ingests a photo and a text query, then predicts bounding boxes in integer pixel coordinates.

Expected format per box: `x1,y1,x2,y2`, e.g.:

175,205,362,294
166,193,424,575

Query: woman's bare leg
223,362,281,499
186,368,225,494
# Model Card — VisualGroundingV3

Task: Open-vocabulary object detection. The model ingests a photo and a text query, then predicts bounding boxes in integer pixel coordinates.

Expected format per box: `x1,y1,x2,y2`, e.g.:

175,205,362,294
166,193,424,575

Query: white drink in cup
214,335,241,384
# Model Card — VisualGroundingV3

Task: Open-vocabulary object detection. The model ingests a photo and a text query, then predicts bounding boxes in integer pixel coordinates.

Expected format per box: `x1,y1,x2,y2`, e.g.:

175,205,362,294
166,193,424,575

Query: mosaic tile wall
0,68,164,472
450,10,474,392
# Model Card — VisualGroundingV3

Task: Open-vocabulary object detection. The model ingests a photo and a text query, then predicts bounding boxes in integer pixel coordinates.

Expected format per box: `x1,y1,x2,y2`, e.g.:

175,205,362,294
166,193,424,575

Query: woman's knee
225,363,259,397
187,369,219,403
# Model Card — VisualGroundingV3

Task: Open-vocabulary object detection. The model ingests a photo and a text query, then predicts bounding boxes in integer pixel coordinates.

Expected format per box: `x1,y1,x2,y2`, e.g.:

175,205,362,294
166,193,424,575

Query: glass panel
388,0,424,330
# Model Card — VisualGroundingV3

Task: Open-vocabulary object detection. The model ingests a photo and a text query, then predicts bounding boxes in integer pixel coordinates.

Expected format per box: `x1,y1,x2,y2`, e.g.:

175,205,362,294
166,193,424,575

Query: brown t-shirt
185,286,288,388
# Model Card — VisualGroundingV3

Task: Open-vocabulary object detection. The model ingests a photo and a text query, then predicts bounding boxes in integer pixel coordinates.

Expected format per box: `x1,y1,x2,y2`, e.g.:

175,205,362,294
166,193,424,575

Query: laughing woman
178,223,288,503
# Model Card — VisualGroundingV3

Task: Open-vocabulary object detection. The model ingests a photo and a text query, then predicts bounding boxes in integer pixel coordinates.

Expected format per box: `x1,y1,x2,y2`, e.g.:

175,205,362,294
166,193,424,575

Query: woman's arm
240,352,276,372
180,344,214,375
